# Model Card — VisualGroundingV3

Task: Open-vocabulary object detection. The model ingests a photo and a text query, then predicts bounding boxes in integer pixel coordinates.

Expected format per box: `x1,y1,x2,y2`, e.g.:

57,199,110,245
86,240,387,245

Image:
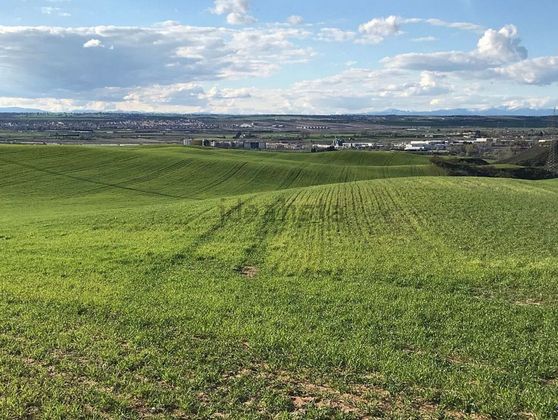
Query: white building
405,140,447,152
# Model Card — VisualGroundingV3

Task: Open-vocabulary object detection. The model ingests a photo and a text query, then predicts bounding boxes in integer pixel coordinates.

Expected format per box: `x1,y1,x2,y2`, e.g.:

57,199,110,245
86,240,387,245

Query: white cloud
0,66,552,114
272,68,454,113
476,25,527,63
501,97,552,110
0,16,555,113
383,25,528,71
411,36,437,43
358,15,401,44
493,56,558,85
422,18,483,32
0,67,453,114
322,16,481,45
317,28,356,42
83,38,103,48
413,71,450,96
287,15,304,25
0,22,312,98
123,83,206,105
352,16,482,45
41,6,71,17
379,24,558,87
382,51,488,72
211,0,255,25
41,6,57,14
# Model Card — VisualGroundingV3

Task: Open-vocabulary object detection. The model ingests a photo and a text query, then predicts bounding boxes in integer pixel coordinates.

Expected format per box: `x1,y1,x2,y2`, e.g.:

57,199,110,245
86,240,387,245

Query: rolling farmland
1,145,558,418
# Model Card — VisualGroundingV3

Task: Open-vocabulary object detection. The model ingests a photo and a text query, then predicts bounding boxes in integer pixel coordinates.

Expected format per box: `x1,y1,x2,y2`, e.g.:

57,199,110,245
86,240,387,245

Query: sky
0,0,557,114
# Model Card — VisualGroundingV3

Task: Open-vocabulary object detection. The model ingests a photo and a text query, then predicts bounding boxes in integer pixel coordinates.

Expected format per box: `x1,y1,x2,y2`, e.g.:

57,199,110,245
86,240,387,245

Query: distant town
1,113,557,162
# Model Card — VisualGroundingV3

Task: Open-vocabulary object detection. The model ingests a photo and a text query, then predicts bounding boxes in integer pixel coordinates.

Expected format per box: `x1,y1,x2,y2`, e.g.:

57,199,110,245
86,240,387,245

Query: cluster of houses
184,138,306,151
185,135,544,158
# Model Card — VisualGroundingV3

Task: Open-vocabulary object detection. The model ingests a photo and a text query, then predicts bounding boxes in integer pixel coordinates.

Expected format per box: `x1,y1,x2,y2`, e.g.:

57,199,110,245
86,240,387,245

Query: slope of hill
1,145,558,418
0,146,442,210
500,145,551,167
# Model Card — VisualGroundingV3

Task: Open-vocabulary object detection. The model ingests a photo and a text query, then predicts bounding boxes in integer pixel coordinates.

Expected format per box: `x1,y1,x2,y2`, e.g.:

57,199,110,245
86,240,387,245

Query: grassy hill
1,145,558,418
0,146,441,204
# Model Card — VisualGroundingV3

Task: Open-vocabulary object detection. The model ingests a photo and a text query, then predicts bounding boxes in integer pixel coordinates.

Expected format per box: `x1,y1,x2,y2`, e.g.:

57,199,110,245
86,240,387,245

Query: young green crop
1,145,557,418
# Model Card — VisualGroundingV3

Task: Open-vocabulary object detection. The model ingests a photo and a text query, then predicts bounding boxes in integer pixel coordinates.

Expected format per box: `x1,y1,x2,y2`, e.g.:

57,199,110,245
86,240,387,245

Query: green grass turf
1,145,558,418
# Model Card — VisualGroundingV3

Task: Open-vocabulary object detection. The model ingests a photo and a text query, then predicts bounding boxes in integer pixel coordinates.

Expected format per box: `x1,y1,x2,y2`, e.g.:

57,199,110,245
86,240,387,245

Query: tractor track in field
185,196,256,254
236,190,305,275
120,196,241,292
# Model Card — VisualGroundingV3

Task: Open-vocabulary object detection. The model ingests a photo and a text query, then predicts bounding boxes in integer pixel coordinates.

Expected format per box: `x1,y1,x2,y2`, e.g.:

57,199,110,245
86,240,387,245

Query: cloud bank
0,12,556,113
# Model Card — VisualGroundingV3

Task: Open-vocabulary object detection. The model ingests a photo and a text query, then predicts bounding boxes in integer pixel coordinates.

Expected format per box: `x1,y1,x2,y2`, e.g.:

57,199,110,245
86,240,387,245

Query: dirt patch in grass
541,377,558,386
514,299,543,307
218,362,487,419
237,266,259,278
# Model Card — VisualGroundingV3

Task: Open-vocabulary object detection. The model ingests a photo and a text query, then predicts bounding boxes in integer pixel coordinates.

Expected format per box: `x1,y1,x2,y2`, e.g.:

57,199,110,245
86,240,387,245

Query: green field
1,145,558,418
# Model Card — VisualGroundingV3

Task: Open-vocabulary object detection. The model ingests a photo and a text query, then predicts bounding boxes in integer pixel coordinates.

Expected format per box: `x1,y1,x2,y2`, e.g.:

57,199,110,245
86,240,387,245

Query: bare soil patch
237,266,259,278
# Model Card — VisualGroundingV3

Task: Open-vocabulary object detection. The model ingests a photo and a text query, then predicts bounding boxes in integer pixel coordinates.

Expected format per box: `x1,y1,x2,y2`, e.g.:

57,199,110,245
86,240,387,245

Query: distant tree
465,144,477,157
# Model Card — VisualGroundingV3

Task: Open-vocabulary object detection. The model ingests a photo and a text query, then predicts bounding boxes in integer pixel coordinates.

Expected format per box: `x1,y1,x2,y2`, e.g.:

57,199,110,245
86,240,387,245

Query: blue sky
0,0,557,113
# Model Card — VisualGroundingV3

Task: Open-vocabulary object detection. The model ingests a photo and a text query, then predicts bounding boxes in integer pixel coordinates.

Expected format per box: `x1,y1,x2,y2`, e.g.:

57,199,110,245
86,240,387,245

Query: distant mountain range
373,108,557,117
0,107,46,113
0,107,555,117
